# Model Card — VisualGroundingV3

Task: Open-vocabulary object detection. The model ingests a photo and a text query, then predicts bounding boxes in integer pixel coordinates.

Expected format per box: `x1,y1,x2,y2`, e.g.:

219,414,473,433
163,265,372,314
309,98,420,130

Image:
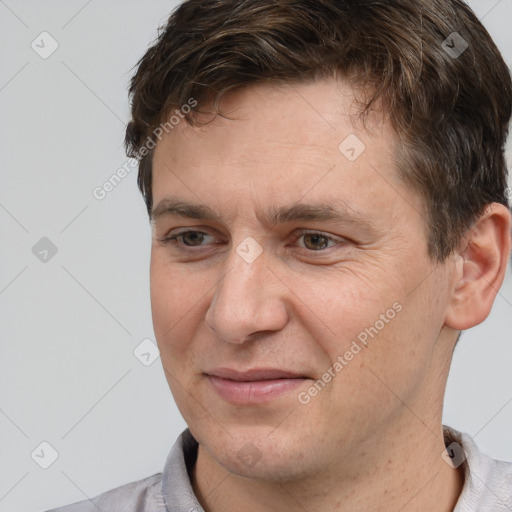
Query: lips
207,368,306,381
205,367,308,404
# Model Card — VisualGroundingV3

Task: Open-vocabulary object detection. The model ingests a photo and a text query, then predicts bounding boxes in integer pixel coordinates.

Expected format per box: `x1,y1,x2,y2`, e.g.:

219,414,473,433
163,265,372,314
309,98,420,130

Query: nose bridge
205,240,287,343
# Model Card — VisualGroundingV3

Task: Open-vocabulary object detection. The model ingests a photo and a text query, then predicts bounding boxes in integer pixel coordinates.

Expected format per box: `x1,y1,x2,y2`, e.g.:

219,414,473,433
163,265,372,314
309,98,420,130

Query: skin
149,78,511,512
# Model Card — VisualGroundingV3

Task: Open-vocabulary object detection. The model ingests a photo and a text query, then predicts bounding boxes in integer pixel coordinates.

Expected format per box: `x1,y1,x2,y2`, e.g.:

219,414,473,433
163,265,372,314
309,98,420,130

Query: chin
198,424,319,482
218,448,312,482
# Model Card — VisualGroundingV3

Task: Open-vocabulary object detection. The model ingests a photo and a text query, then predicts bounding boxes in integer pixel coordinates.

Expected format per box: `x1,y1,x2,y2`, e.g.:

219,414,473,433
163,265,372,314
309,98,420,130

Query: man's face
150,79,455,480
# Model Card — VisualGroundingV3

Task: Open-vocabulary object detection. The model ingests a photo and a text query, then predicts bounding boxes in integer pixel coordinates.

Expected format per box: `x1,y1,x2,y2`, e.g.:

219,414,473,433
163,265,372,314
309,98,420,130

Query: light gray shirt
46,426,512,511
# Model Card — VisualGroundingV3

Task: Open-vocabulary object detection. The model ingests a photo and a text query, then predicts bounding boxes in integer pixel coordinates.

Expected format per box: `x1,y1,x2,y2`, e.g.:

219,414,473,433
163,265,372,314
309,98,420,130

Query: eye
160,230,215,247
295,231,341,251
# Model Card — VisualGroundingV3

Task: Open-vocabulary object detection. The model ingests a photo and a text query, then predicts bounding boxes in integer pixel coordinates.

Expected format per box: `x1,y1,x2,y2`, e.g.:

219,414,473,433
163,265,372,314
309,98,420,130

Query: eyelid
159,229,216,245
291,228,346,246
158,225,222,240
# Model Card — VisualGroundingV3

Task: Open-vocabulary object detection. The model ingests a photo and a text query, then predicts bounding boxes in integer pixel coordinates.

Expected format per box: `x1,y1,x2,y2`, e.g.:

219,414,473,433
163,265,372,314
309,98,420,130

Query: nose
204,244,289,344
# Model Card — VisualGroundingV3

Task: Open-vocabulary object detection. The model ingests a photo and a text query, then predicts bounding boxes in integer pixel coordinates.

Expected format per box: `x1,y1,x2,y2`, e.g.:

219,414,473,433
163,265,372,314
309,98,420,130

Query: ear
445,203,511,331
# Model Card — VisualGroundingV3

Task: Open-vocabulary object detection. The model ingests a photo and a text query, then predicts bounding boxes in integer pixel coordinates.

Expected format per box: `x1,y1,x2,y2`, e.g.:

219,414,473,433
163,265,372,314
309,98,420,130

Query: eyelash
158,229,344,252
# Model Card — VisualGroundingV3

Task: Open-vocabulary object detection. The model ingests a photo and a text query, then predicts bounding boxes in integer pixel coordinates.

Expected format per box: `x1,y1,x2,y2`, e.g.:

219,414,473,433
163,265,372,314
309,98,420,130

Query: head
125,0,511,481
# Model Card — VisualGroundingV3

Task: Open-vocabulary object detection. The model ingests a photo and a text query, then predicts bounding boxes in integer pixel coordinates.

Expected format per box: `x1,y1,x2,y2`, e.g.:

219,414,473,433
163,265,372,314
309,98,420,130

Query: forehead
151,79,413,222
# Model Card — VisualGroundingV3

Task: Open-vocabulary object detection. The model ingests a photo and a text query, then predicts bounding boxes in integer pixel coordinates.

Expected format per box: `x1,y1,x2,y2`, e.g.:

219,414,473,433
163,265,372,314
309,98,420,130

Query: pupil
184,232,204,245
305,234,327,250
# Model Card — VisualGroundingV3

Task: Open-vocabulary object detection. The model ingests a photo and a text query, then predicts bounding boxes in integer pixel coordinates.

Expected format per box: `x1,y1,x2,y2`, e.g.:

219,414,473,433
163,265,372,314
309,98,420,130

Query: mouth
204,368,309,404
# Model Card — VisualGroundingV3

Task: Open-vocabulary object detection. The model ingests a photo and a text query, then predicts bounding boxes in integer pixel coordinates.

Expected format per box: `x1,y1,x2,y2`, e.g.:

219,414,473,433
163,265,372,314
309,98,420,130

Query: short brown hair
125,0,511,261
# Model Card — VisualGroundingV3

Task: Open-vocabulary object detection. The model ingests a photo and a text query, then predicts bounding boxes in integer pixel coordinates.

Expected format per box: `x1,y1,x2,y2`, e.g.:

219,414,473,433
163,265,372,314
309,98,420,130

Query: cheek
149,254,206,359
325,281,444,420
294,265,427,395
291,265,398,355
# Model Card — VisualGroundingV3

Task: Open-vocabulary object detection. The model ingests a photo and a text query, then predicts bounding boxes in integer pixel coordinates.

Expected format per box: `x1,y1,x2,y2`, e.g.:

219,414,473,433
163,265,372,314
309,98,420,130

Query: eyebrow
151,197,377,230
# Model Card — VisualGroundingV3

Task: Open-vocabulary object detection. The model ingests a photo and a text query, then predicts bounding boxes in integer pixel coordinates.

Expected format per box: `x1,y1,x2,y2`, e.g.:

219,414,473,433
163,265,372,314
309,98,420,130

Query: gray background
0,1,511,511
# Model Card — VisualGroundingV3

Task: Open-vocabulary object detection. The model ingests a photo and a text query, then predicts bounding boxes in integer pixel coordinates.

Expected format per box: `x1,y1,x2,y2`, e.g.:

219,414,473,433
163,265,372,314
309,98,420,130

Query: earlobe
445,203,511,331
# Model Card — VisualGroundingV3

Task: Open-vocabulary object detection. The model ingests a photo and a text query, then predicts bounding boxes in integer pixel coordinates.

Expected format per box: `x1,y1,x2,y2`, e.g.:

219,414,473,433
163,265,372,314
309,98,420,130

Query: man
49,0,512,510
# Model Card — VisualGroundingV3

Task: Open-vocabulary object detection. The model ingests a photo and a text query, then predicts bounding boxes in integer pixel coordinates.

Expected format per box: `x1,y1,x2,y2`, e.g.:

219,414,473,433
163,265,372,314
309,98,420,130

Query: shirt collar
162,428,203,512
444,425,506,511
